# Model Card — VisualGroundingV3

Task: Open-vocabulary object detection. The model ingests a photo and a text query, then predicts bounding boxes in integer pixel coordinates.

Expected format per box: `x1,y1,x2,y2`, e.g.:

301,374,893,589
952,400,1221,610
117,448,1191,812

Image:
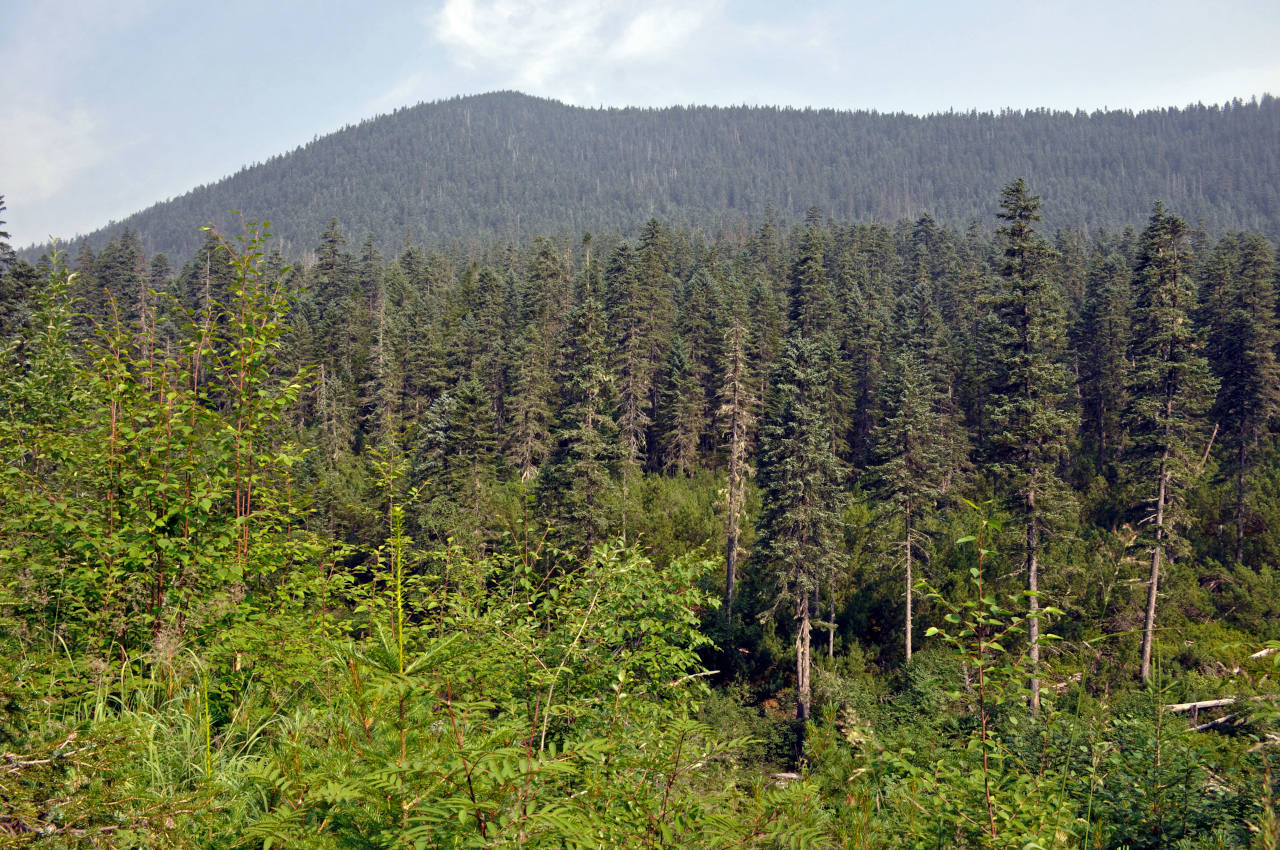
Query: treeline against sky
44,91,1280,261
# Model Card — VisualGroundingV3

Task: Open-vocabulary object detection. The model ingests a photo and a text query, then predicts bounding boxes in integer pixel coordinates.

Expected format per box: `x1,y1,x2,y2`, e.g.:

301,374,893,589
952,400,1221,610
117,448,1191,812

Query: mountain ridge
37,90,1280,261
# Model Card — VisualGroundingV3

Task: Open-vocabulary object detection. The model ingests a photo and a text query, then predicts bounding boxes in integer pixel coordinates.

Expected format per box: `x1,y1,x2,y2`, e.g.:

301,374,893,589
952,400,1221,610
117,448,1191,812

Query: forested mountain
45,90,1280,260
6,75,1280,842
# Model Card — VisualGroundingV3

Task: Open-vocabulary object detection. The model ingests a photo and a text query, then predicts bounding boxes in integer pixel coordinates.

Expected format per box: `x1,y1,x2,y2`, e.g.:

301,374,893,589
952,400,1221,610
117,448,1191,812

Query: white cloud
613,8,706,60
0,104,105,203
0,0,152,244
426,0,718,103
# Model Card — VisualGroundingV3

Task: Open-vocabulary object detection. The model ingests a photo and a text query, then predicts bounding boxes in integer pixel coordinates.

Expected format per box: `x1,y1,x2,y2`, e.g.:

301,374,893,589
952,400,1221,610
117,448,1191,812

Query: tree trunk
724,523,738,615
796,593,811,722
724,441,742,614
1027,492,1040,713
827,584,835,659
1235,447,1246,565
905,505,914,663
1141,444,1170,683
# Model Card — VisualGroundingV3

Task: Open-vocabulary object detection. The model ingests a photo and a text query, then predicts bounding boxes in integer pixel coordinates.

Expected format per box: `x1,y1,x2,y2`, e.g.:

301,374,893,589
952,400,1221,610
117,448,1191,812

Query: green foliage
0,221,309,657
9,185,1280,848
915,504,1079,847
238,543,832,848
56,93,1280,262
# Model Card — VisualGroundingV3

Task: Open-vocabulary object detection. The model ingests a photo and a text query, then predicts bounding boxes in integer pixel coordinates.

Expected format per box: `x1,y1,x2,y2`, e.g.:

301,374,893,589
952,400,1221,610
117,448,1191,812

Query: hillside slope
54,91,1280,259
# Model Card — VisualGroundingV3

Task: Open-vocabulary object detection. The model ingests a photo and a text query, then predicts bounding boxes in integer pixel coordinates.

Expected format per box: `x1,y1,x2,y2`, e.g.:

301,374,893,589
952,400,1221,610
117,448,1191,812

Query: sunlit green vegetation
1,185,1278,846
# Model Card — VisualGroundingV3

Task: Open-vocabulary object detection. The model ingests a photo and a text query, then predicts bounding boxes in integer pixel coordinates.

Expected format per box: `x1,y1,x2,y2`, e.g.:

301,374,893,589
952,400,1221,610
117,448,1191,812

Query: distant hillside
50,91,1280,260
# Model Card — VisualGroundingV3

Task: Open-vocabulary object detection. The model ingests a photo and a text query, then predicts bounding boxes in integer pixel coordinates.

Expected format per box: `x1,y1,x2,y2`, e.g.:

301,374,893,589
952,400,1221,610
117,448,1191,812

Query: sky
3,0,1279,248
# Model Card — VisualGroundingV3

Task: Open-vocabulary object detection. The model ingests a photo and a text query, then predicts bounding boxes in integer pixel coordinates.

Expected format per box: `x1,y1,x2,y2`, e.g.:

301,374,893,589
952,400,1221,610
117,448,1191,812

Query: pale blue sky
3,0,1278,248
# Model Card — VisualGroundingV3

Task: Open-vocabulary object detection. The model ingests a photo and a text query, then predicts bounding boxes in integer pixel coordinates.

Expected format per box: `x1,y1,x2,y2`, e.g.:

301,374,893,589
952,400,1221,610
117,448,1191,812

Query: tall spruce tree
983,179,1077,711
536,256,619,549
412,376,499,551
659,332,706,477
605,243,653,469
504,325,555,482
752,332,847,722
872,280,964,662
1201,233,1280,565
1075,250,1133,487
789,208,836,337
717,304,757,615
1124,203,1216,683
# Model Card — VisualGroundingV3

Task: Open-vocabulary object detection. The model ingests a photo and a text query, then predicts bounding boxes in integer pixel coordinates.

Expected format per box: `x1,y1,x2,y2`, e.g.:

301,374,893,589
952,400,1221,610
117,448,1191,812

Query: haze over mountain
45,90,1280,261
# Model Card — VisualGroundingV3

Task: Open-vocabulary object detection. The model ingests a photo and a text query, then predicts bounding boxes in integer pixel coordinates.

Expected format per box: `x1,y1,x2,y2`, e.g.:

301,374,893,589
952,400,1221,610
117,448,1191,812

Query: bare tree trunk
827,584,835,659
1235,447,1246,565
720,319,754,616
1141,442,1171,683
796,593,811,722
905,504,914,663
724,519,738,614
1027,492,1040,713
724,439,742,614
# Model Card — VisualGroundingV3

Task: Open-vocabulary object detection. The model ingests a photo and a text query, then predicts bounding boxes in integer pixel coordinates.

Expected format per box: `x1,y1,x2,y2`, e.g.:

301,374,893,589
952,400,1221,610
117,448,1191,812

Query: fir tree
660,332,707,477
872,280,965,662
717,307,757,615
1075,250,1133,485
983,179,1077,710
504,325,555,482
412,376,499,551
605,242,653,469
1201,233,1280,565
1124,202,1216,682
752,332,847,722
536,260,619,549
788,208,836,337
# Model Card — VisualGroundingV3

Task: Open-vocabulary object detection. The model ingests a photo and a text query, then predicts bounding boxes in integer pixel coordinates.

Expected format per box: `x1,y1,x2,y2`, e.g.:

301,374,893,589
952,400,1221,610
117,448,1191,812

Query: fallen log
1164,698,1237,713
1193,714,1241,732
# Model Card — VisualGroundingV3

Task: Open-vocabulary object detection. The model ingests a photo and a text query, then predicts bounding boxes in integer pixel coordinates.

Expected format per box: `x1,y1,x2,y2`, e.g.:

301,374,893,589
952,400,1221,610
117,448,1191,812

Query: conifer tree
747,274,786,410
1075,251,1133,484
841,271,887,469
983,179,1077,710
504,325,555,482
0,195,36,337
660,332,706,477
1124,202,1216,682
789,208,836,337
1201,233,1280,565
367,263,409,444
605,243,653,469
412,376,499,550
872,280,965,662
537,258,619,549
310,219,366,454
717,301,757,615
753,332,847,722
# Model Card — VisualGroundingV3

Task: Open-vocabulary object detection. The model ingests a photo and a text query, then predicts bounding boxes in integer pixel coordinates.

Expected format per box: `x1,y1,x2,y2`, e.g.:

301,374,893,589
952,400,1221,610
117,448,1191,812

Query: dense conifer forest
2,165,1280,846
37,91,1280,261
